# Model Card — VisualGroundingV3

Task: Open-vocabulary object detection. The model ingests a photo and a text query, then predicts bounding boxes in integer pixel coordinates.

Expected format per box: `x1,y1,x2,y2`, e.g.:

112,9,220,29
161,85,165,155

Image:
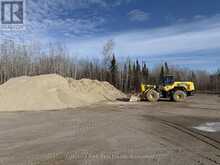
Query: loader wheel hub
173,90,186,102
146,90,159,102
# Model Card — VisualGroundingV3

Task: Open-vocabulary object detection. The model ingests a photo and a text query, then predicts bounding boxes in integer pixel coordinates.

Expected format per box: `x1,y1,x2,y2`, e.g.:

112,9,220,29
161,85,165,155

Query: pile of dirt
0,74,126,111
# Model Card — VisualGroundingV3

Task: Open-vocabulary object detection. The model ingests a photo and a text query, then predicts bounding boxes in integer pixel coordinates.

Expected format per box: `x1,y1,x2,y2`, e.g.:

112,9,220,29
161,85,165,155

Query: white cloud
42,0,133,9
114,28,220,56
0,0,107,41
128,9,150,22
1,0,220,65
65,15,220,58
193,15,206,20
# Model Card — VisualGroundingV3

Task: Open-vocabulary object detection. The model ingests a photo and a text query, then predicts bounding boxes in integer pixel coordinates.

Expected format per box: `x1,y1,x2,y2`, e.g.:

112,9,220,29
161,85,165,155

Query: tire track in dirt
144,115,220,164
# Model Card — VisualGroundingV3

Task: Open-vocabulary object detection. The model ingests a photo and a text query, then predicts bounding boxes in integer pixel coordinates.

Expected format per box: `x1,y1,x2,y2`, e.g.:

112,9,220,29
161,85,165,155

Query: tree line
0,39,219,93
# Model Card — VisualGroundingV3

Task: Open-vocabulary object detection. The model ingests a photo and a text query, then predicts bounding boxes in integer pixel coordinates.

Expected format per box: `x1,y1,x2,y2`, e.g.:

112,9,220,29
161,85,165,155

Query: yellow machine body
140,80,195,102
141,82,195,93
161,81,195,92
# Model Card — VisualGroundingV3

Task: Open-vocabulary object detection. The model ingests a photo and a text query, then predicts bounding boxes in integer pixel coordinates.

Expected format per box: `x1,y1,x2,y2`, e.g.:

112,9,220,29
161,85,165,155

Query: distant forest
0,39,219,93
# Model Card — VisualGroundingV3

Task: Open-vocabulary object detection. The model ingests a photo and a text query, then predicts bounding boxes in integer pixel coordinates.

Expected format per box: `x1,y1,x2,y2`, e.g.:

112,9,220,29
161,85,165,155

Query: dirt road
0,94,220,165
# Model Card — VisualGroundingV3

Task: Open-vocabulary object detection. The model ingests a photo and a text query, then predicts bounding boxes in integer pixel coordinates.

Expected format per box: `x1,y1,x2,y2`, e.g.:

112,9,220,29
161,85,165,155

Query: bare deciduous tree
0,39,219,93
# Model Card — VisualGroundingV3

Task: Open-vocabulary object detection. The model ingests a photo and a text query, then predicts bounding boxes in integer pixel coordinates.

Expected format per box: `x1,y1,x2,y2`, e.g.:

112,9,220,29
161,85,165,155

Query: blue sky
1,0,220,72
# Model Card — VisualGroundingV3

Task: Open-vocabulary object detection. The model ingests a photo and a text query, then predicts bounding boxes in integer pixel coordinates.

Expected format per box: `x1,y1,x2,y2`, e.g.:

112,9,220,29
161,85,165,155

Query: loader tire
146,90,160,102
172,90,186,102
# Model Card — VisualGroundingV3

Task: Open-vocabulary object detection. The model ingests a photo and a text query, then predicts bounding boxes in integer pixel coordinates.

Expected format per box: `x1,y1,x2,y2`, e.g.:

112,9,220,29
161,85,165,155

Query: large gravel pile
0,74,125,111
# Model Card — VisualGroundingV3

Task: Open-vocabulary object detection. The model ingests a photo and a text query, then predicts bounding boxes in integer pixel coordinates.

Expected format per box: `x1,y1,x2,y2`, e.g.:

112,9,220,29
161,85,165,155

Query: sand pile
0,74,126,111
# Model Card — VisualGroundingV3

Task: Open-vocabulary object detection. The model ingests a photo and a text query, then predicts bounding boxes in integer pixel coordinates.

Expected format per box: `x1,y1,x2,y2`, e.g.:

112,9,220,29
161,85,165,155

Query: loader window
163,76,174,85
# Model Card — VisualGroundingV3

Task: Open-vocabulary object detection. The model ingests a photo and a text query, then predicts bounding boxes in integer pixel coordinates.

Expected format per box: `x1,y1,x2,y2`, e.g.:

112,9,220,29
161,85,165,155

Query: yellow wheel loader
140,76,195,102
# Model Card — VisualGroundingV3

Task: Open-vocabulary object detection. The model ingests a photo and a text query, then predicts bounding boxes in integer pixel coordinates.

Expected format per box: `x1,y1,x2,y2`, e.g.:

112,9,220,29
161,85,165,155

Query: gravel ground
0,94,220,165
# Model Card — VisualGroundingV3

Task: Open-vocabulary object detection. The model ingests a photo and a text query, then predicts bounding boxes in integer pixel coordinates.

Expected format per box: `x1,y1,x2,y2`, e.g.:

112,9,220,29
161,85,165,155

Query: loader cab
162,76,175,85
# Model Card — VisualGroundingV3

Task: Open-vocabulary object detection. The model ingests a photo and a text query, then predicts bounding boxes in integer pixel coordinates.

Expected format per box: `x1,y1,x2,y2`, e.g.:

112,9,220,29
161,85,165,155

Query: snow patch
193,122,220,133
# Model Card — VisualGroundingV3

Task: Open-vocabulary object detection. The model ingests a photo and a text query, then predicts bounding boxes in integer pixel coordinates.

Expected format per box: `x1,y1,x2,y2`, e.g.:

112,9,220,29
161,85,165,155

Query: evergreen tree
191,71,197,81
159,66,165,83
89,62,94,79
191,71,197,88
123,63,128,92
128,61,132,92
134,60,141,92
164,62,169,75
132,62,136,91
142,63,149,83
217,69,220,76
110,54,118,87
217,69,220,91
